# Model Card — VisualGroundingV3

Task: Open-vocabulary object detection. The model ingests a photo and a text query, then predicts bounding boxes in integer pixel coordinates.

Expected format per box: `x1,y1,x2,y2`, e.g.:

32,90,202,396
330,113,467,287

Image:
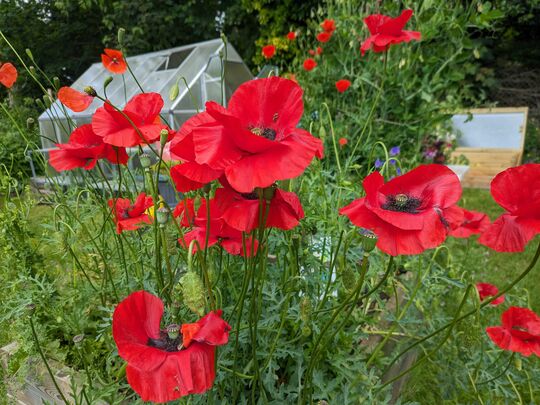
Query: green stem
29,315,70,404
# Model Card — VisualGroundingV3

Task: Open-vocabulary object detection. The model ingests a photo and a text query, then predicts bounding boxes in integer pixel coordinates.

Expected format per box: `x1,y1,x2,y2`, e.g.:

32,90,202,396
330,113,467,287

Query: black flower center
147,330,181,352
249,126,276,140
382,193,422,214
241,191,260,200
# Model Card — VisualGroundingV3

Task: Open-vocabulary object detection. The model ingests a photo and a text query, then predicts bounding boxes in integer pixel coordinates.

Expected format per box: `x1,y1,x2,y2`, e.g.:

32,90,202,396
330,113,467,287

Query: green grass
448,188,540,309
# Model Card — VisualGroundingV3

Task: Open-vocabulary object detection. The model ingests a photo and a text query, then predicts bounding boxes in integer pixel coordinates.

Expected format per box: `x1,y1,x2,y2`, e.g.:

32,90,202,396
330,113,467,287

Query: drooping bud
26,117,35,129
139,153,152,168
166,324,180,340
83,86,97,97
179,272,206,316
25,48,34,61
359,228,378,253
53,77,60,90
103,76,113,90
169,82,179,101
35,98,46,110
156,207,169,226
42,94,52,108
29,66,36,76
160,129,169,147
117,28,126,46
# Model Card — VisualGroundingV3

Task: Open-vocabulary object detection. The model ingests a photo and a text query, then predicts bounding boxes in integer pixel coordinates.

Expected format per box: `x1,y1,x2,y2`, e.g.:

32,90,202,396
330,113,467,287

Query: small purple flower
389,146,400,156
396,167,402,175
389,158,396,165
374,158,383,168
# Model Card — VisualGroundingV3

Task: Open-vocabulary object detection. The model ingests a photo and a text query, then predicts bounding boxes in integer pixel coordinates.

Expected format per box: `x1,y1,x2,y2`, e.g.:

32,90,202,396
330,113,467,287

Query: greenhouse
37,38,252,150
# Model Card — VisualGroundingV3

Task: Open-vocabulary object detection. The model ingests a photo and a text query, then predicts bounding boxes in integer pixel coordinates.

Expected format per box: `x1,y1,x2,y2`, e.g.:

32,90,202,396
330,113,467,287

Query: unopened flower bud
83,86,97,97
156,207,169,226
103,76,113,90
53,77,60,90
359,228,378,253
169,82,179,101
42,95,52,108
29,66,36,75
166,324,180,340
35,98,46,110
179,272,206,316
262,185,276,201
25,48,34,61
73,334,85,346
139,153,152,168
300,297,312,322
160,129,169,147
117,28,126,46
341,266,357,291
301,325,312,337
514,357,522,371
318,401,329,405
26,117,35,129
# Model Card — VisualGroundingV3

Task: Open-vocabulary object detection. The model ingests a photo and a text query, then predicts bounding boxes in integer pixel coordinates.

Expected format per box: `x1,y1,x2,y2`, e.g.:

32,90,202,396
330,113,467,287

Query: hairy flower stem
322,102,342,175
29,315,70,404
385,241,540,377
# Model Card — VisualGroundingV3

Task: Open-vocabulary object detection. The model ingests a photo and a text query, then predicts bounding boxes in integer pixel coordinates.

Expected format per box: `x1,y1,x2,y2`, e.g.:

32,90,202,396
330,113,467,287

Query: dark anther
147,330,182,352
382,194,422,214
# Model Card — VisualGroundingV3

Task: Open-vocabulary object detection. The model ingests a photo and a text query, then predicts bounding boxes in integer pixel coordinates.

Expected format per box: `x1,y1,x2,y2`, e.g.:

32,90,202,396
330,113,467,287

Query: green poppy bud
300,297,312,322
117,28,126,46
43,94,52,108
35,98,46,110
169,82,179,101
341,266,357,291
26,117,35,129
25,48,34,61
160,129,169,147
53,76,60,90
179,271,206,316
104,76,113,90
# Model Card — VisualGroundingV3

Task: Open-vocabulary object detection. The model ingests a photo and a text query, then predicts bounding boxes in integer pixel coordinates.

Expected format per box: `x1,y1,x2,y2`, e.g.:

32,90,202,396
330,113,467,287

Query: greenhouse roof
38,38,253,147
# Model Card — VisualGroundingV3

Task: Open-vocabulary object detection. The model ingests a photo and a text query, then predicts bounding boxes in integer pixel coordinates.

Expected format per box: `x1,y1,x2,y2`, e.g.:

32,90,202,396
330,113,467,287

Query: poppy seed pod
166,324,180,340
156,207,169,226
359,228,378,253
83,86,97,97
139,153,152,168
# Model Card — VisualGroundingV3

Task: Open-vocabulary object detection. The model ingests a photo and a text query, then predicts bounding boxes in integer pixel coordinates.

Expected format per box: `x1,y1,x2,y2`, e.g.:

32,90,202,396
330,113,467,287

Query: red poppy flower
101,48,127,74
486,306,540,357
316,32,332,43
214,180,304,232
180,198,258,256
113,290,231,403
169,112,223,192
49,124,128,172
303,58,317,71
92,93,166,147
286,31,297,40
262,45,276,59
340,164,461,256
0,62,17,88
476,283,505,306
478,164,540,252
57,87,94,112
335,79,351,93
320,19,336,33
177,77,323,193
360,9,421,56
446,206,490,238
108,193,153,234
173,198,195,227
339,137,348,147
